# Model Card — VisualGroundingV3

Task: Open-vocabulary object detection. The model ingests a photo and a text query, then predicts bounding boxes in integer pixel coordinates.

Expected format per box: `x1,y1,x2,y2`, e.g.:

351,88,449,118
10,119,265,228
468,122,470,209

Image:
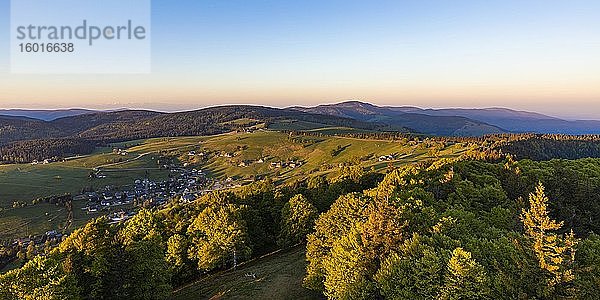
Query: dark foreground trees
304,159,600,299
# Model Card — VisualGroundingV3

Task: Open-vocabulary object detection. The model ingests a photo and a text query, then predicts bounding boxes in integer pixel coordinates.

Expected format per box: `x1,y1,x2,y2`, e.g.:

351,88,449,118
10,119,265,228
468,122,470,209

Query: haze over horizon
1,0,599,119
1,100,597,121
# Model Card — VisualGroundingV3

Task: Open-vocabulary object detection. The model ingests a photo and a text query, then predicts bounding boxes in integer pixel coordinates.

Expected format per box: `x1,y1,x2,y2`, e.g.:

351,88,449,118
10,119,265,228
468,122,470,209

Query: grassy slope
267,119,335,131
0,152,169,204
169,131,468,182
171,246,322,300
0,203,66,241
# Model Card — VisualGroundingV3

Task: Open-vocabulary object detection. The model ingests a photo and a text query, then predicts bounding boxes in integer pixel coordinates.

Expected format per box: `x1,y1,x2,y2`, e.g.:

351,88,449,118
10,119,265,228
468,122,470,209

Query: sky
0,0,599,119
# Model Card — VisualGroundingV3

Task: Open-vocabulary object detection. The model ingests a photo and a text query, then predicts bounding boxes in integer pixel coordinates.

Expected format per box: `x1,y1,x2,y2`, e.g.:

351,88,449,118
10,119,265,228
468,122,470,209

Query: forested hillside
0,139,95,164
501,135,600,160
3,152,600,299
74,106,391,142
0,106,386,146
0,106,394,163
0,116,64,144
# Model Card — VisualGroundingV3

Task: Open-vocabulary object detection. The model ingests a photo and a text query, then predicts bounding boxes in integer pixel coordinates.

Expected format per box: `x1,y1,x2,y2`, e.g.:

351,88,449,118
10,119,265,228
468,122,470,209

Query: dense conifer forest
0,139,96,164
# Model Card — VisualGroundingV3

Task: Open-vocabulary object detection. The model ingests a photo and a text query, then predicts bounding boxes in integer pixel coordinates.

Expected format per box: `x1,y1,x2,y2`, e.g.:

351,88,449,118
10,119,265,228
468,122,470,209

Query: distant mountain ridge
390,106,556,120
292,101,600,135
0,109,98,121
291,101,506,136
383,105,600,134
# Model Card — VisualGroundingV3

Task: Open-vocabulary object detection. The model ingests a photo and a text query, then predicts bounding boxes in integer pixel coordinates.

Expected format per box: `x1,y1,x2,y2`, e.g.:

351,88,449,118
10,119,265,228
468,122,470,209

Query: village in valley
82,168,207,222
3,144,256,262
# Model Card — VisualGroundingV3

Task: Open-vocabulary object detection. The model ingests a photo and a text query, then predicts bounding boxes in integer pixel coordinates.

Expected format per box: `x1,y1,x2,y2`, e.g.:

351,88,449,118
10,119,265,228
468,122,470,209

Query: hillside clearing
171,246,321,300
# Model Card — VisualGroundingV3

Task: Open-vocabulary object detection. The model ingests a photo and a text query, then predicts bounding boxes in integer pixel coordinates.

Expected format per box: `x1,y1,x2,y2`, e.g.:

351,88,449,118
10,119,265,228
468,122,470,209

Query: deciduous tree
278,194,318,247
439,247,490,300
521,183,577,289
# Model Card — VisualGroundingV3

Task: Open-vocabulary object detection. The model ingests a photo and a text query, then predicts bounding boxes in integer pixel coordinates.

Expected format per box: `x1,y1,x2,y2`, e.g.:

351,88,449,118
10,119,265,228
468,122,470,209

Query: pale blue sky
0,0,599,119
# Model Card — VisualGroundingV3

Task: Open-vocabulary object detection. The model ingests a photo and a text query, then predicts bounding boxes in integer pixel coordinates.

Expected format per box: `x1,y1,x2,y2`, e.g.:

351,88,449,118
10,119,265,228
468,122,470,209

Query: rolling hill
0,130,467,203
0,106,395,147
291,101,506,136
0,116,64,144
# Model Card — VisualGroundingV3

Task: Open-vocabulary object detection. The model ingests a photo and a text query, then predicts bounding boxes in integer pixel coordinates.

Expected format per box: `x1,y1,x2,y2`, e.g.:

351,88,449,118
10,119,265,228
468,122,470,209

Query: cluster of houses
79,168,248,217
235,128,259,134
188,151,206,157
269,160,303,169
113,148,129,156
184,151,208,167
30,158,54,165
13,230,64,248
218,152,234,158
80,168,208,214
203,177,243,192
237,158,266,168
378,154,397,162
108,210,137,224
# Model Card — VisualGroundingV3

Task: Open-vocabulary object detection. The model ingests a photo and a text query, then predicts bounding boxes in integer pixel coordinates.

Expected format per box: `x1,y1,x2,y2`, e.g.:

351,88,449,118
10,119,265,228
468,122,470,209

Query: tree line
501,137,600,161
0,139,95,164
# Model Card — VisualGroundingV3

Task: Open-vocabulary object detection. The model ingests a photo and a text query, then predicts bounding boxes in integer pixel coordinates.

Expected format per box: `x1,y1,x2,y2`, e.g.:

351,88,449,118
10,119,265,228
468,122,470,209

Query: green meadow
0,130,469,241
173,130,468,182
